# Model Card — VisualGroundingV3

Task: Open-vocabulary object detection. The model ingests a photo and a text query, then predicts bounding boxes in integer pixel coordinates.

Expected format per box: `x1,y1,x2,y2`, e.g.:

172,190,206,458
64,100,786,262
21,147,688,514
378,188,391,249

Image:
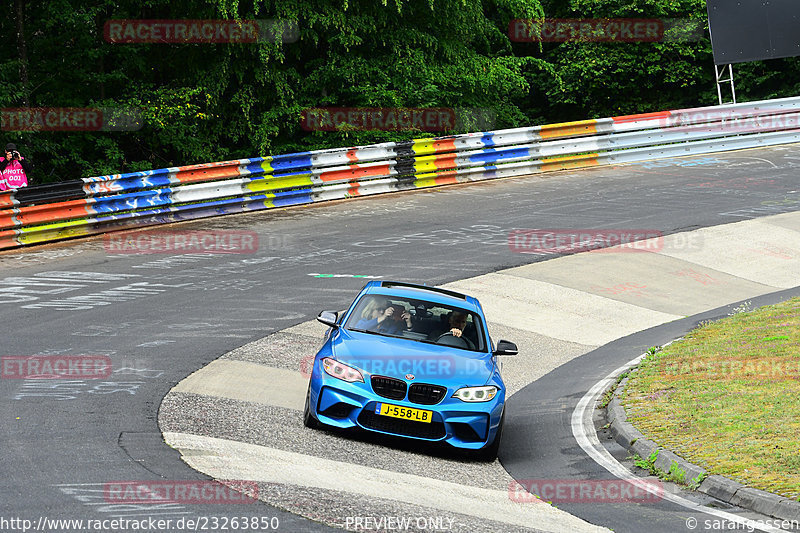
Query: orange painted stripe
0,192,14,209
434,175,458,185
346,149,358,163
0,231,20,250
347,183,361,196
174,166,242,184
435,154,458,169
0,212,16,231
319,164,392,182
540,119,598,139
12,199,93,227
431,139,457,152
178,160,239,171
540,154,599,172
612,110,672,124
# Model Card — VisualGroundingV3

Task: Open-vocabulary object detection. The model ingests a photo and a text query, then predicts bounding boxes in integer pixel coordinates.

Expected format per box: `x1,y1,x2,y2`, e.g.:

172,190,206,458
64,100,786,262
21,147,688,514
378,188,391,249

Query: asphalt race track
2,145,800,532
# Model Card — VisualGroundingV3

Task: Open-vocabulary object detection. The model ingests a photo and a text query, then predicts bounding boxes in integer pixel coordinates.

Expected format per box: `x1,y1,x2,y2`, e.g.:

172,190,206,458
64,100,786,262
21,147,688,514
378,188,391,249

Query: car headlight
322,357,364,383
452,386,498,402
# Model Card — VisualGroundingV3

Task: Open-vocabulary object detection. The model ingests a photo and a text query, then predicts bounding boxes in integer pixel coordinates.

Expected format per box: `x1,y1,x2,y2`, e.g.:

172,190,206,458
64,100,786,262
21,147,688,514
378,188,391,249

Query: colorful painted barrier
1,96,800,251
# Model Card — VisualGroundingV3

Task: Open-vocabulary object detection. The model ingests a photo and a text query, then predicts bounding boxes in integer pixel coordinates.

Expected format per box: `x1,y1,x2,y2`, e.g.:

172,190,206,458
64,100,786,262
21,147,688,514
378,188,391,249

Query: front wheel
303,385,321,429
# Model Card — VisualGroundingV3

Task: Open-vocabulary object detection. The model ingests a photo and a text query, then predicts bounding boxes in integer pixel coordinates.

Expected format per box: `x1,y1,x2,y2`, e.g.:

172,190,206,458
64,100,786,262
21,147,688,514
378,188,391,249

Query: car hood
331,329,494,386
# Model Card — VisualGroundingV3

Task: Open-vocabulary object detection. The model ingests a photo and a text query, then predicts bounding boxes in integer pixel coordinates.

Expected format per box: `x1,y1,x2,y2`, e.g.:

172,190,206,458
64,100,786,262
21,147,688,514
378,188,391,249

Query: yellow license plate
375,402,433,423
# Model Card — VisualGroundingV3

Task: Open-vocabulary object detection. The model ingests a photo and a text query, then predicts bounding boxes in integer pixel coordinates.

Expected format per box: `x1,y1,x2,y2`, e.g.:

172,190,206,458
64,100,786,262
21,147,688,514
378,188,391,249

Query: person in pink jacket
1,143,34,191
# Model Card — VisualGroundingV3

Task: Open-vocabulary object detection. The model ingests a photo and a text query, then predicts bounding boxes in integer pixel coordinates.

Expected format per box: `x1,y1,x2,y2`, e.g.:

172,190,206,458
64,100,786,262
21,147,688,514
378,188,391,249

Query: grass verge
622,297,800,500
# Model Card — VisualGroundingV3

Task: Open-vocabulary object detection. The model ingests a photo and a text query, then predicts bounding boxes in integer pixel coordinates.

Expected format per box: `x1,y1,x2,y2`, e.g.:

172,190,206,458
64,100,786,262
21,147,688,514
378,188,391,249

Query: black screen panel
707,0,800,64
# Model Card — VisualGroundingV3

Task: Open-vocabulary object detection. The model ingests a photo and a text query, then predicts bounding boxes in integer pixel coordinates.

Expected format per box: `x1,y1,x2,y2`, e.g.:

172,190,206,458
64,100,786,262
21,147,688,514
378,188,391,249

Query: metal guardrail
2,96,800,251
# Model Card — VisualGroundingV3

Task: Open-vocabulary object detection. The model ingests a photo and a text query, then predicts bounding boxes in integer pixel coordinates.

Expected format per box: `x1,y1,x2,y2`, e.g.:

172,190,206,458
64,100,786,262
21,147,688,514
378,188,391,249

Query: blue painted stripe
243,161,270,175
468,146,532,164
84,167,173,183
273,192,313,207
270,152,314,171
91,189,174,213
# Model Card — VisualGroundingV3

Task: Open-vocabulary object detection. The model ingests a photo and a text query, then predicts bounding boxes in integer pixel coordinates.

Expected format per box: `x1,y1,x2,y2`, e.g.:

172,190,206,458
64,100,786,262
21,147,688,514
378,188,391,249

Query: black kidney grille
408,383,447,405
371,375,407,400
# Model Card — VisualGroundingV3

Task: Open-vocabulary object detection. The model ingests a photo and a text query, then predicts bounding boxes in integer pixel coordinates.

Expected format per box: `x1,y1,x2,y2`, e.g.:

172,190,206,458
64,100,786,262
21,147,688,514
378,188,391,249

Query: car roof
360,280,482,312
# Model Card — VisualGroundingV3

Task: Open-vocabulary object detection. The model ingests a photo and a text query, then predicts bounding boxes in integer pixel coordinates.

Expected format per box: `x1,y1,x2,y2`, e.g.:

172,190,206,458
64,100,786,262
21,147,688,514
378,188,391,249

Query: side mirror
493,340,517,356
317,310,339,328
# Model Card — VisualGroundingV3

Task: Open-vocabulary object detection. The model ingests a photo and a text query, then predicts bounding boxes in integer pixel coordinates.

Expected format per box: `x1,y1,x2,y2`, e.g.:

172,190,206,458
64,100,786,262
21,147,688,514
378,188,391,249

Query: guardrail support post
715,64,736,105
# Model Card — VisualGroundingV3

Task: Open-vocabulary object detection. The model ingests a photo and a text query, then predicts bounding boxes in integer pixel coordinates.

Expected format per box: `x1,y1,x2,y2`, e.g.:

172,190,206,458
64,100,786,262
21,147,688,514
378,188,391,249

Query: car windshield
344,294,487,352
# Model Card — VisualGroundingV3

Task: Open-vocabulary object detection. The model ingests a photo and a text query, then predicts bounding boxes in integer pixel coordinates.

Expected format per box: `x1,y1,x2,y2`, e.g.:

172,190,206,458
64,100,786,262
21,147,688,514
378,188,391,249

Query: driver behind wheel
447,311,468,338
432,311,476,350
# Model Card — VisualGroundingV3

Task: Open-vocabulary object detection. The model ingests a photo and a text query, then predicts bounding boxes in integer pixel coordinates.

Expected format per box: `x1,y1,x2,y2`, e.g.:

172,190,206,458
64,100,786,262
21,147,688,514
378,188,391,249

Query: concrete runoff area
506,251,776,316
654,213,800,288
173,360,308,411
160,211,800,532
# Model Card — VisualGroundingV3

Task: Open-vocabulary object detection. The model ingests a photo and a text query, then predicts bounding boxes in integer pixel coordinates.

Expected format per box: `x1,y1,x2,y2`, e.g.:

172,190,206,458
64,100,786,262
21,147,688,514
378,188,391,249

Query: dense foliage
0,0,798,182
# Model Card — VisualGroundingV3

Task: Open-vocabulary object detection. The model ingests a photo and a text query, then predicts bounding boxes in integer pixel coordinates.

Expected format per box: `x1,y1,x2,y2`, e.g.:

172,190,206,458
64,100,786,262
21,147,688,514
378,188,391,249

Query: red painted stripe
0,213,16,231
346,149,358,163
0,192,14,209
177,160,239,171
433,171,458,184
432,139,457,152
0,230,20,250
1,199,93,228
434,154,457,169
16,201,93,226
319,164,392,182
174,166,242,184
611,111,672,124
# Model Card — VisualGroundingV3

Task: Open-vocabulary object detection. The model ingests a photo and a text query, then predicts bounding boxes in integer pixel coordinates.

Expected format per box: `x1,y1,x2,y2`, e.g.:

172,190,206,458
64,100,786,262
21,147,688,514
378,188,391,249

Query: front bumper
308,375,504,450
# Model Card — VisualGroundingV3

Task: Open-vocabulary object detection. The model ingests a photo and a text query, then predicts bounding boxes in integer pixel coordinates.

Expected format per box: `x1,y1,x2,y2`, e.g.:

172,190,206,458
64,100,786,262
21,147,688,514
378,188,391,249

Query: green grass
622,297,800,500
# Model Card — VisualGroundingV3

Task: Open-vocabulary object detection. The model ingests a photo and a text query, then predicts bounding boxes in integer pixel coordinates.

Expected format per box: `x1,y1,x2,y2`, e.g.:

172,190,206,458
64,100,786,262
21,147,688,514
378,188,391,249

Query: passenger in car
354,299,411,335
359,298,390,322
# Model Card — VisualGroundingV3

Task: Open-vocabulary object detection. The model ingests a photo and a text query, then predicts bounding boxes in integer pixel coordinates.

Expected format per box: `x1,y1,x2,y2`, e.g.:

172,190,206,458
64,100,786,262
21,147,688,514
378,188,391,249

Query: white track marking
165,432,609,533
571,350,789,533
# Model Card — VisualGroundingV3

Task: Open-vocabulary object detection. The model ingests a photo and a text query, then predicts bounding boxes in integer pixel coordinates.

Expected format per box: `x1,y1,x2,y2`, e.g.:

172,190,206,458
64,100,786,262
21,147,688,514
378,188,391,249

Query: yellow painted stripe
413,160,438,173
539,120,598,140
540,153,600,172
411,139,436,156
414,178,441,189
260,159,274,174
18,218,92,245
18,217,89,233
246,174,313,193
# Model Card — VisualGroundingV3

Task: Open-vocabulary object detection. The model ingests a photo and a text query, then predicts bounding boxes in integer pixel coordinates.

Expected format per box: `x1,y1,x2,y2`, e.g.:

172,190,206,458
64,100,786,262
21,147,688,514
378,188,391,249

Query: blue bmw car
303,280,517,460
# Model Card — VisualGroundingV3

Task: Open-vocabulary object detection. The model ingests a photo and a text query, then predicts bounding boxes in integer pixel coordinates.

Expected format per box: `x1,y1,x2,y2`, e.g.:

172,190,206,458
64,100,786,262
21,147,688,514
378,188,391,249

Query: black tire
303,385,321,429
474,409,504,462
